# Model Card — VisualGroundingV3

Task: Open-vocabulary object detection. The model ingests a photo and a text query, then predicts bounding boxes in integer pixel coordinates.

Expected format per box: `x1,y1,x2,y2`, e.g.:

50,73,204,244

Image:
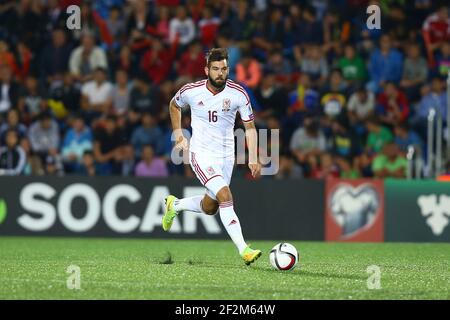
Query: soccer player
163,48,262,265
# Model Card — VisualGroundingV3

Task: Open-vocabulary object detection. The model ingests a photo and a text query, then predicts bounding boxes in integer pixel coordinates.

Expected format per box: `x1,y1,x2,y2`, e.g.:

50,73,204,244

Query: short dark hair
206,48,228,67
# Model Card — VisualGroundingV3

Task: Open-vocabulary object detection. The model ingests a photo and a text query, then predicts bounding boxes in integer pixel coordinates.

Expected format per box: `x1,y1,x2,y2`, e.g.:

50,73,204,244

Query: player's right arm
169,96,188,151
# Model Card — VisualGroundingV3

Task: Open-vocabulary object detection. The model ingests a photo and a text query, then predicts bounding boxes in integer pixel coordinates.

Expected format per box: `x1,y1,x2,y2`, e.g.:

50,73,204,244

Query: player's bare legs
200,194,219,215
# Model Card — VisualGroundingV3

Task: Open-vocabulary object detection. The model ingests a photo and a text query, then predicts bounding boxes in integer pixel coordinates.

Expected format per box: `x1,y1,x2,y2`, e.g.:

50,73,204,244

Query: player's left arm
243,120,261,178
238,91,261,178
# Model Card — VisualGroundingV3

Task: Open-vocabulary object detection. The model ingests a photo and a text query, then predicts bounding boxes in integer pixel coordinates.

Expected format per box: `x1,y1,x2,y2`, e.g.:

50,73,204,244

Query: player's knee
216,186,233,204
202,201,219,215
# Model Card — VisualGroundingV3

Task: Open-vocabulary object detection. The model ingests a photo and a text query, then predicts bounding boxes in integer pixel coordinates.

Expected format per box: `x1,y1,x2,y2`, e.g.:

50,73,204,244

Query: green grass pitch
0,237,449,299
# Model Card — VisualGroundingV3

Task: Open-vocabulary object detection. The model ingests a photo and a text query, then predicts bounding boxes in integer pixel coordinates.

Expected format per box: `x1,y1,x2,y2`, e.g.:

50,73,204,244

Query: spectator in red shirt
198,6,221,48
0,40,17,77
376,82,409,126
141,37,173,85
422,5,450,65
176,41,205,80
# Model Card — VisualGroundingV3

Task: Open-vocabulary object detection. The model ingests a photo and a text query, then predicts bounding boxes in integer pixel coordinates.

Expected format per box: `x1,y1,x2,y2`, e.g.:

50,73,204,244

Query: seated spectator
347,86,375,124
76,151,101,176
0,109,27,144
169,6,195,47
365,116,394,154
114,143,136,176
300,44,329,88
393,123,423,156
40,28,72,81
129,73,161,116
198,6,221,48
329,115,360,160
134,145,169,177
19,136,43,176
0,65,19,117
228,0,254,42
252,8,285,52
289,117,326,176
309,153,340,179
235,52,262,90
372,142,407,179
400,43,428,101
61,115,93,172
18,75,48,121
69,32,108,82
410,77,447,139
81,67,113,123
48,72,81,114
422,5,450,64
131,112,164,158
0,40,17,76
264,51,293,82
93,115,125,175
434,42,450,77
105,5,126,48
0,130,26,176
44,154,64,176
336,156,361,179
141,37,174,85
320,69,349,120
28,111,60,161
176,41,205,80
254,73,288,123
294,5,323,45
14,41,33,82
367,34,403,93
376,82,409,126
287,73,320,120
108,69,130,116
153,6,170,44
338,44,367,84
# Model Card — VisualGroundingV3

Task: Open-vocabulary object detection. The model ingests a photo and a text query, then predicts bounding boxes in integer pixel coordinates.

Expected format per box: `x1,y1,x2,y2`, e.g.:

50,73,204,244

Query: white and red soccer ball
269,243,299,271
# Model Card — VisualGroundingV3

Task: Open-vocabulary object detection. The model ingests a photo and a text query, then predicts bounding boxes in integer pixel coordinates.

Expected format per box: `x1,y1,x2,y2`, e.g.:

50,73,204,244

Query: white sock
219,201,247,254
173,196,205,213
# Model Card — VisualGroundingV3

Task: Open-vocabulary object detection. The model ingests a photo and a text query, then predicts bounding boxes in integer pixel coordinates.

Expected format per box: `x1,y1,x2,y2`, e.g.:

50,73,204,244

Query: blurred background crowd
0,0,449,180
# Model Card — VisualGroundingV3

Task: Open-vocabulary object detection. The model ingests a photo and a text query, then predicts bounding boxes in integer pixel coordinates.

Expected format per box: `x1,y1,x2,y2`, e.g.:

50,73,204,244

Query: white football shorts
189,151,234,200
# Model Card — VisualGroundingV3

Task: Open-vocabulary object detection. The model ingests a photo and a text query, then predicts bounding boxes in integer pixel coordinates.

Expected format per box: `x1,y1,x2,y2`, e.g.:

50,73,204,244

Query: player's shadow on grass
253,266,366,280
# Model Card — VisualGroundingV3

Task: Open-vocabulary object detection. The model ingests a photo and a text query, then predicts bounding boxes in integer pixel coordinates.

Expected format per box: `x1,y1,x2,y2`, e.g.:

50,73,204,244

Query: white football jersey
173,79,254,158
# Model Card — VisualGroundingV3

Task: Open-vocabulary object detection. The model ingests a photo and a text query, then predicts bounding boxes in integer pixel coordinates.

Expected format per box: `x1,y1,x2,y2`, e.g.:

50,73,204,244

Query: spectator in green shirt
336,156,361,179
372,142,407,179
366,117,394,154
338,44,367,84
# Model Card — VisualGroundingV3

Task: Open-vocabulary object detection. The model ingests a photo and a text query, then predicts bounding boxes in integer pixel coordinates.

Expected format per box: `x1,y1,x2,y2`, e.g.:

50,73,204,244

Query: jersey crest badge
222,98,231,112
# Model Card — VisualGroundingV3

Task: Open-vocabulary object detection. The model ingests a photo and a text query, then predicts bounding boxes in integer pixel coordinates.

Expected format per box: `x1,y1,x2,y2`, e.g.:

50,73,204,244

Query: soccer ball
269,243,299,271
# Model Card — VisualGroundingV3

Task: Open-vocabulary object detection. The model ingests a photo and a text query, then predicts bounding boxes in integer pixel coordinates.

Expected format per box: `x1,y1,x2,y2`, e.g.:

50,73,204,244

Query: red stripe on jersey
228,80,251,103
180,80,206,94
226,83,250,105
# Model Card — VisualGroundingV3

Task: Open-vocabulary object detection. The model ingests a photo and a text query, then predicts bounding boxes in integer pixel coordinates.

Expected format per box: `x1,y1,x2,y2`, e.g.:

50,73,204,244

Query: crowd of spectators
0,0,449,180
